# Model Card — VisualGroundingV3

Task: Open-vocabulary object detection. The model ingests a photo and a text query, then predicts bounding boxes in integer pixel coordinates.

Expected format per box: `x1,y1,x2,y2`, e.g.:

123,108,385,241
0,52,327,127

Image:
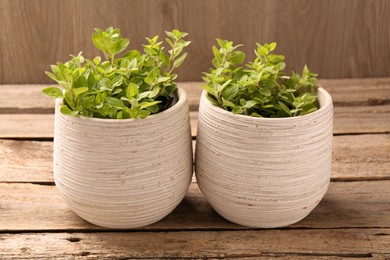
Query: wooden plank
0,181,389,231
320,78,390,106
1,106,390,139
1,134,388,183
0,140,53,182
332,134,390,181
1,79,389,113
0,85,53,114
0,114,54,139
1,0,390,84
0,229,389,258
333,105,390,134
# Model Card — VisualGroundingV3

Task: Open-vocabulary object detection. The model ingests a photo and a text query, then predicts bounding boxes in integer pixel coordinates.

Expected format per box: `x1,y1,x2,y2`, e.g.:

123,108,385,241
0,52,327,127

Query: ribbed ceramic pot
195,87,333,228
53,88,193,228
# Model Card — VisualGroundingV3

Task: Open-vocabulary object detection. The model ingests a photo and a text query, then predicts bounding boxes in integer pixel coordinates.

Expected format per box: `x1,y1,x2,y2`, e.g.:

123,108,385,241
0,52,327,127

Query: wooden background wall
0,0,389,84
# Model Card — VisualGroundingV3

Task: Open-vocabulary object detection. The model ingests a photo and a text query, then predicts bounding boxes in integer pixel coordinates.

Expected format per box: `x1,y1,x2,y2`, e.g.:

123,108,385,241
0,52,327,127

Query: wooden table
0,79,389,259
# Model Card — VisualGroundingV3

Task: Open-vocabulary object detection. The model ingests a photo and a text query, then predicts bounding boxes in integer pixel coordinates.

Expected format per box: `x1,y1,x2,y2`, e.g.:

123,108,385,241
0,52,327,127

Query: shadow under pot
195,87,333,228
53,88,193,228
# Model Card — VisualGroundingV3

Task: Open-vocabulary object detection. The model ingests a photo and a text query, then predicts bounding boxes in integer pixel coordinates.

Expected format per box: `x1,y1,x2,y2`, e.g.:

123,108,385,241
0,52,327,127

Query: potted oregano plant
195,40,333,228
43,27,193,228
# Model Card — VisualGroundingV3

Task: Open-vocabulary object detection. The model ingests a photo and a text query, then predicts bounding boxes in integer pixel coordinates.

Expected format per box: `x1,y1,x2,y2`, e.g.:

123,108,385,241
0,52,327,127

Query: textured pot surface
53,88,193,228
195,88,333,228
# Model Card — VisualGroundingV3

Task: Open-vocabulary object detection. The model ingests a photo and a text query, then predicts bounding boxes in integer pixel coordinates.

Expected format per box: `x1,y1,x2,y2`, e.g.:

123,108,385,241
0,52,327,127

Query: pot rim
55,87,187,123
201,87,332,122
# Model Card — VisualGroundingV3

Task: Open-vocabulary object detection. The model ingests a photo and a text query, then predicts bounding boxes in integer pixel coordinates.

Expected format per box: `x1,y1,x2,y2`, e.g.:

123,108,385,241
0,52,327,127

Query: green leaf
229,51,245,65
146,104,160,113
140,101,161,109
207,94,220,107
42,87,63,98
60,105,78,116
93,56,101,64
45,71,58,82
148,87,160,98
156,77,170,83
232,106,243,114
106,97,125,109
73,87,88,97
212,46,222,60
244,100,258,109
200,84,215,96
139,109,150,119
127,83,139,99
257,44,269,56
97,78,112,90
115,38,129,54
278,101,291,116
160,52,170,68
221,84,239,100
259,87,271,96
127,108,139,118
222,98,235,108
218,79,233,93
144,77,154,85
268,42,277,52
173,52,188,69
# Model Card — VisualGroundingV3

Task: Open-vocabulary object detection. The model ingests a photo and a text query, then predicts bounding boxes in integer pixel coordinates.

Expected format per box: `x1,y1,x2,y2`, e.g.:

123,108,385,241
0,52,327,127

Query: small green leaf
115,38,129,54
212,45,222,61
221,84,239,100
106,97,125,109
229,51,245,65
42,87,63,98
173,52,188,69
97,78,112,90
128,108,139,118
156,77,170,83
144,77,154,85
160,52,170,68
73,87,88,97
222,98,235,108
140,101,161,109
244,100,258,109
127,83,139,99
218,79,233,93
201,84,215,96
93,56,101,64
268,42,277,52
139,109,150,119
232,106,243,114
148,87,160,98
259,87,271,96
278,101,291,116
60,105,78,116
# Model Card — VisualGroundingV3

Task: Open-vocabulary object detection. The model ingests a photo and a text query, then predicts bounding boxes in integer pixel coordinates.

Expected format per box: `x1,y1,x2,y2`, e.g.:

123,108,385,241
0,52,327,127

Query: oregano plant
202,39,319,117
43,27,190,119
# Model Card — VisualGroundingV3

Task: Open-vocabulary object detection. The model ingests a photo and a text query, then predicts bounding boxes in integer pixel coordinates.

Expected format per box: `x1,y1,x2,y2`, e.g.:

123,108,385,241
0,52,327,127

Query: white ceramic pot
195,88,333,228
53,88,193,228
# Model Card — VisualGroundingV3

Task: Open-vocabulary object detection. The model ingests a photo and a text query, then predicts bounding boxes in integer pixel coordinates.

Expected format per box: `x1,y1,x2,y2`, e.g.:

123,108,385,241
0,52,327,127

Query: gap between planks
0,228,389,259
0,134,389,183
1,78,390,113
0,181,389,232
1,105,390,139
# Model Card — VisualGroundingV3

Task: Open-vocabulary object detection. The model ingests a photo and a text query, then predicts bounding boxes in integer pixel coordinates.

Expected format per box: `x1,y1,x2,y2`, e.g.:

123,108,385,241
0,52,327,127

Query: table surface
0,79,389,259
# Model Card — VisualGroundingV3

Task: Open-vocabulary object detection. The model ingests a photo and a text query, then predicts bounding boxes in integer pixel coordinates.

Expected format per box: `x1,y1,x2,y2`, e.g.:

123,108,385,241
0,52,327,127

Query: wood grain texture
0,229,389,258
1,135,389,183
0,181,389,231
1,0,390,84
2,105,389,139
1,79,389,113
